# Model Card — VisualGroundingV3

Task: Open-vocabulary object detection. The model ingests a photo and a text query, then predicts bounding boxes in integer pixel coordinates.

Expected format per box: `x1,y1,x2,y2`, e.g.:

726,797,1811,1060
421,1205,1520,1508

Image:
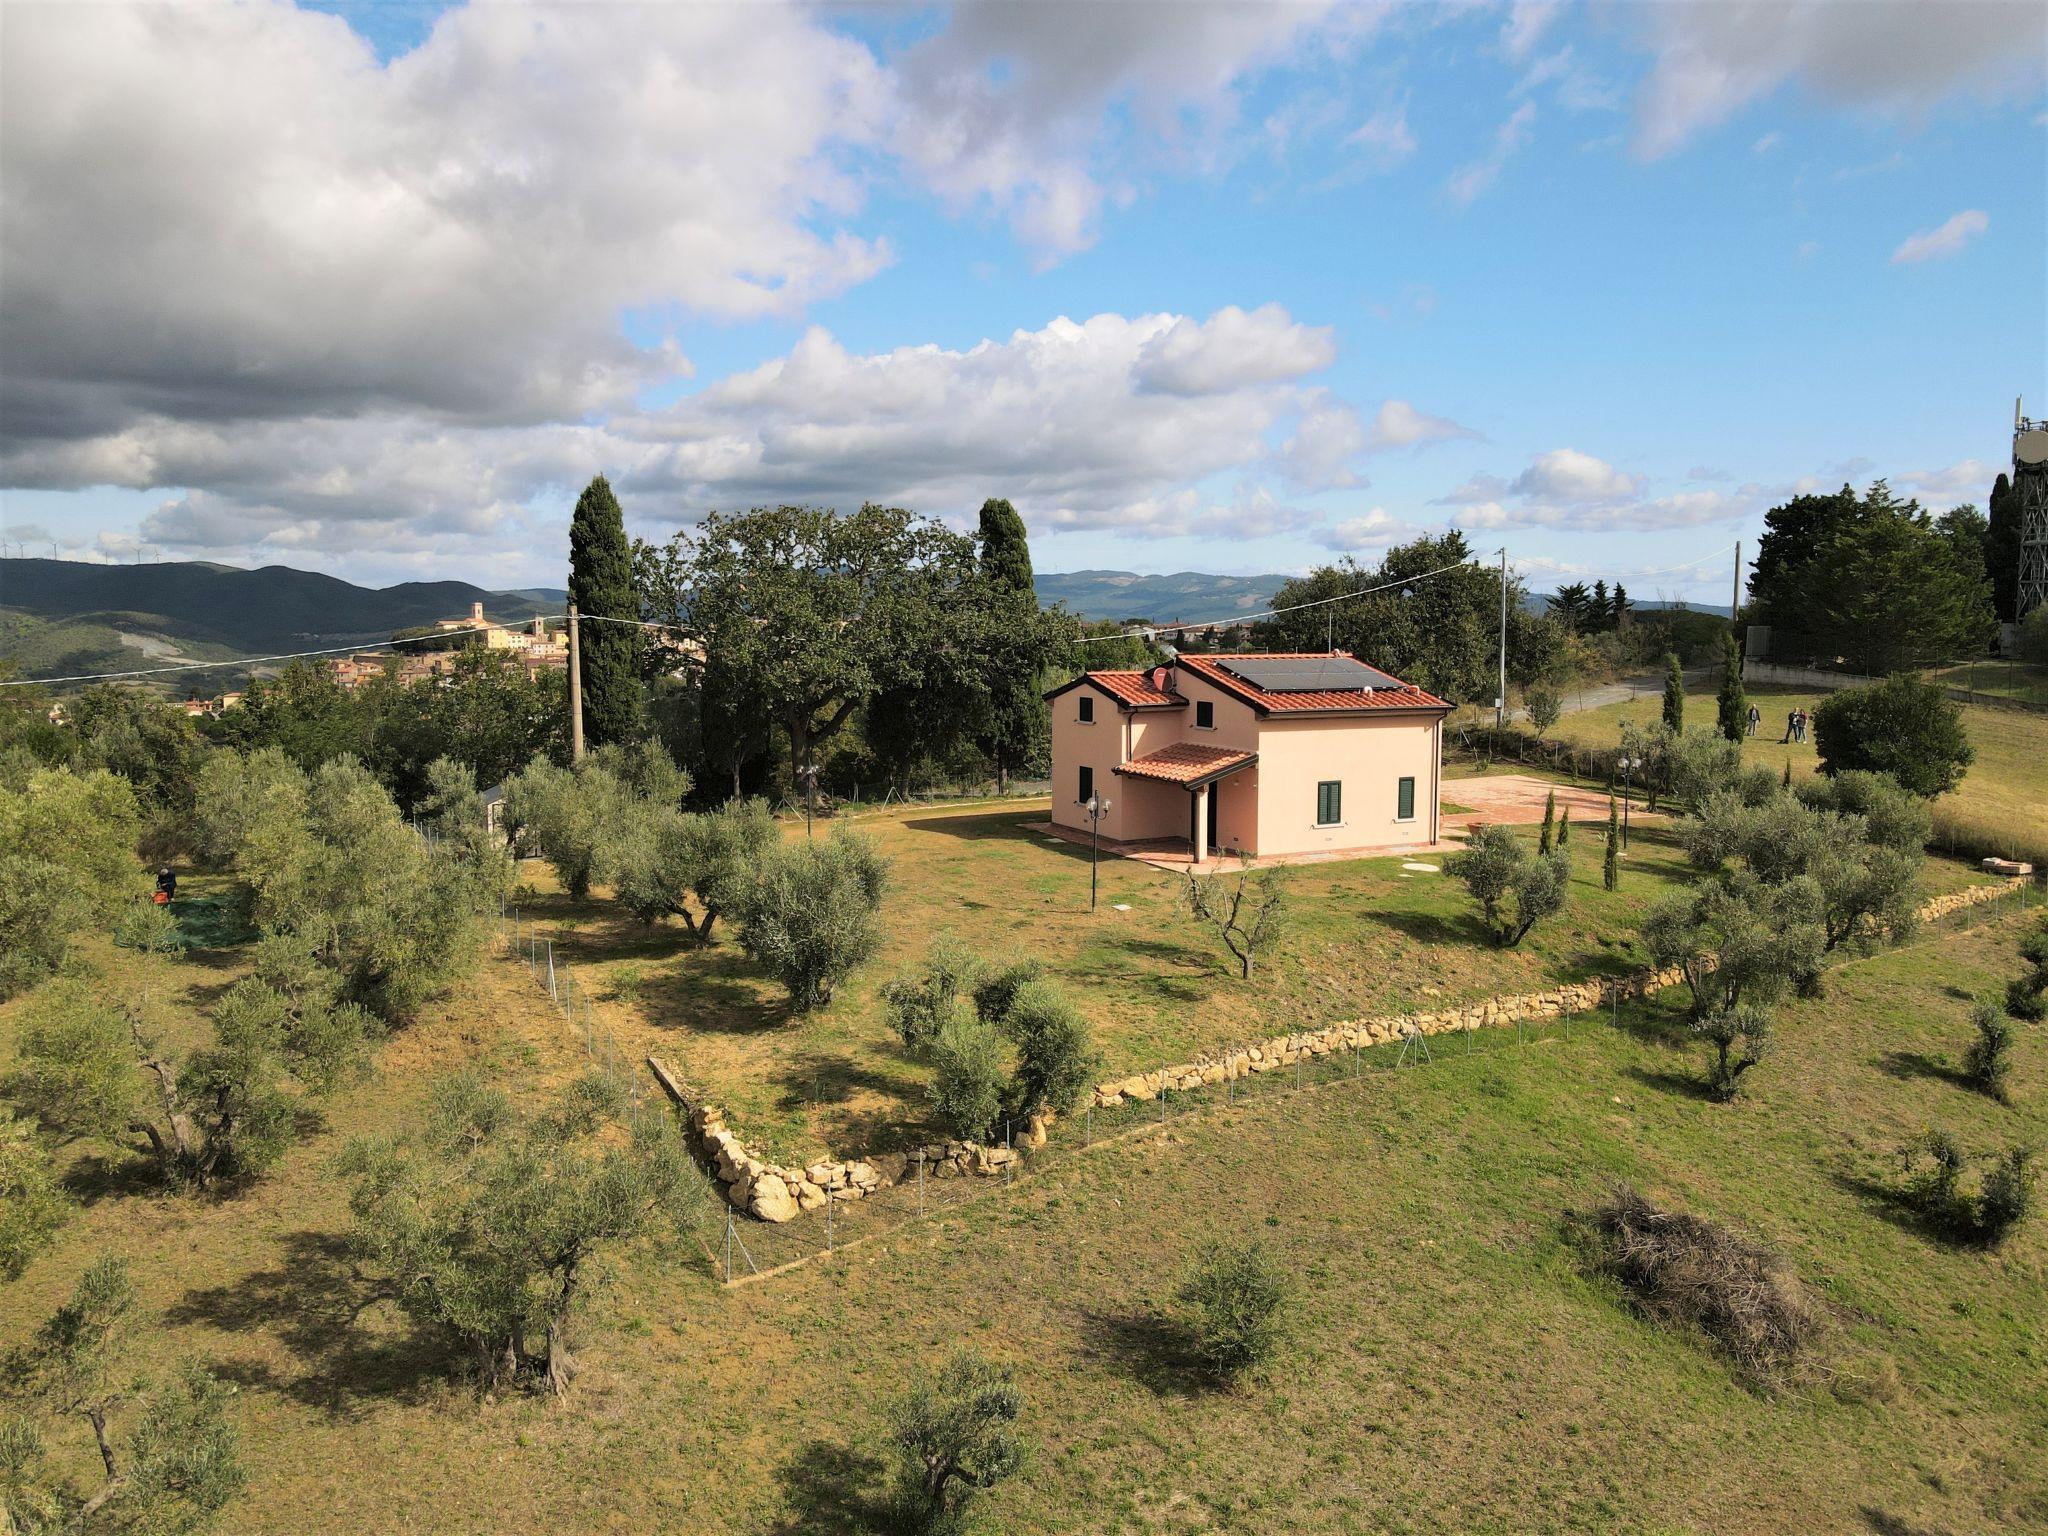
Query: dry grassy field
4,885,2042,1535
1539,683,2048,866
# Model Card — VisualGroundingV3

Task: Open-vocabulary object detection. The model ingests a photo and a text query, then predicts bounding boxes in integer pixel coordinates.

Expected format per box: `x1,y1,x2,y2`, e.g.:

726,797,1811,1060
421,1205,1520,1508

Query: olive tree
2,1258,243,1532
887,1352,1025,1533
737,830,887,1010
0,1112,72,1281
1180,857,1288,979
1642,871,1826,1019
0,767,142,999
1694,1005,1772,1101
1176,1240,1290,1381
340,1072,691,1395
1446,825,1570,947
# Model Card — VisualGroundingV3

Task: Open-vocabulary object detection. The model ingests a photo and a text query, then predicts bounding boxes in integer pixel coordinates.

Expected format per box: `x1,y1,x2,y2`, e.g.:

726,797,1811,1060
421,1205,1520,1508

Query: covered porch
1110,742,1257,865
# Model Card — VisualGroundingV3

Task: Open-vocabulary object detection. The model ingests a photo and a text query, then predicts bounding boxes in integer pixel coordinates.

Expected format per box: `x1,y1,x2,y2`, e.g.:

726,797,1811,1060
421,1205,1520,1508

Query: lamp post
1618,755,1641,848
1083,793,1112,910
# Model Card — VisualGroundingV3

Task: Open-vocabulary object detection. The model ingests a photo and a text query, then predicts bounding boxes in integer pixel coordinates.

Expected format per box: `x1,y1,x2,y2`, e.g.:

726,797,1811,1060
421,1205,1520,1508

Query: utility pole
1730,540,1742,634
1495,547,1508,728
567,604,586,762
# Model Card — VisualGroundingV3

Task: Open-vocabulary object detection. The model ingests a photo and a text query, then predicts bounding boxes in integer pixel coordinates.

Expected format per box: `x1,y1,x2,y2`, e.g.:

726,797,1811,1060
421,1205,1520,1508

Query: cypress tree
1987,472,2019,622
1661,652,1685,733
1539,788,1556,854
1715,630,1746,743
568,475,644,748
1557,803,1571,848
974,498,1045,794
1604,796,1620,891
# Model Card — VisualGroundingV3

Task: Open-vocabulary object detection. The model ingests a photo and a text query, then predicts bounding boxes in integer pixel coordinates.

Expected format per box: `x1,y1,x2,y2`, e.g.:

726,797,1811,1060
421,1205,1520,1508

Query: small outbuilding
1043,652,1450,862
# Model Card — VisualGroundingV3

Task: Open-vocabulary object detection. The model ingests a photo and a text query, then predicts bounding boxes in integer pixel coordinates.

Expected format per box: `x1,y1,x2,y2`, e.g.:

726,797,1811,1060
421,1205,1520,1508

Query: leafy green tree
1539,789,1557,853
991,978,1099,1121
341,1072,691,1394
1962,999,2014,1101
2014,605,2048,666
883,936,981,1051
1547,581,1594,631
640,503,989,789
0,766,142,998
737,830,888,1010
1986,472,2020,622
1715,631,1746,743
1642,871,1826,1018
0,1112,72,1281
2,1258,244,1533
927,1013,1006,1143
503,756,609,900
1661,652,1685,732
1749,481,1995,670
205,658,370,772
1176,1240,1289,1381
63,686,208,848
1179,858,1287,979
1796,769,1932,852
1254,531,1564,702
887,1351,1025,1534
366,653,565,813
1813,674,1974,797
973,498,1057,793
1446,826,1569,947
568,475,645,748
1525,683,1562,738
1694,1005,1772,1101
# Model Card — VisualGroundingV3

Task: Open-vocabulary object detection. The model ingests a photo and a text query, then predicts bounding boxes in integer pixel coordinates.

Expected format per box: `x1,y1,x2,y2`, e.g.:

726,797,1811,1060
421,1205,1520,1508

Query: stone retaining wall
654,878,2022,1222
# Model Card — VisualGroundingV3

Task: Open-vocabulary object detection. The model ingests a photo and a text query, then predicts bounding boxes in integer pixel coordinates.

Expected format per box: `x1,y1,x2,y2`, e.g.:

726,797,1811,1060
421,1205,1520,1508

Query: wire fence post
1084,1104,1092,1146
917,1159,925,1218
825,1190,834,1252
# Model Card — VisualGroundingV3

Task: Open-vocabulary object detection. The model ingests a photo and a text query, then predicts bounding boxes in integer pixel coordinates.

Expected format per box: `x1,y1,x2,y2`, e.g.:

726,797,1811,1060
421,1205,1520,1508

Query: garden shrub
1175,1240,1290,1381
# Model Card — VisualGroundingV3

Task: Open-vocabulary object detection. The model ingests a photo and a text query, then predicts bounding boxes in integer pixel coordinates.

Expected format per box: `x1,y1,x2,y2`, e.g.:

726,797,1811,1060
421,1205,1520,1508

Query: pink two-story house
1044,652,1450,862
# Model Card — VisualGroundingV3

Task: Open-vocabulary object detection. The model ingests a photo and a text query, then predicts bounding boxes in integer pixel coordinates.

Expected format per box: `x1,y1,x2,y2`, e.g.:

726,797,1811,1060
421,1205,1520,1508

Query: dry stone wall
654,878,2023,1222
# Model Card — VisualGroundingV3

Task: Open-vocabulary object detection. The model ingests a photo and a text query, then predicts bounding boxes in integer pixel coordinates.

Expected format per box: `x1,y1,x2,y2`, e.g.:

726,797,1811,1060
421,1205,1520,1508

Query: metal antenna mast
2017,396,2048,620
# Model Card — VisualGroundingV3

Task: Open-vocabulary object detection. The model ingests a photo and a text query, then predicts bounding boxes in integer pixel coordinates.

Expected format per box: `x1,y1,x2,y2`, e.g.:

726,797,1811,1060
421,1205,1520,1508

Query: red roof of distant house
1174,652,1449,715
1115,742,1257,786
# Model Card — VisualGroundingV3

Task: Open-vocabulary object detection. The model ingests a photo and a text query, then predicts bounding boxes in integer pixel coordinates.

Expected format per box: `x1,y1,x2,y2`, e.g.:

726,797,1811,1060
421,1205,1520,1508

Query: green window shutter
1317,780,1341,825
1397,776,1415,820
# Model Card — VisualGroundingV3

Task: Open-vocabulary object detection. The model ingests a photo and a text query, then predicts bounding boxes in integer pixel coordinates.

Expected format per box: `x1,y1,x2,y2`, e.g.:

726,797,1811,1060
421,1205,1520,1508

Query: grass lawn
514,803,1724,1163
1543,683,2048,865
4,888,2042,1534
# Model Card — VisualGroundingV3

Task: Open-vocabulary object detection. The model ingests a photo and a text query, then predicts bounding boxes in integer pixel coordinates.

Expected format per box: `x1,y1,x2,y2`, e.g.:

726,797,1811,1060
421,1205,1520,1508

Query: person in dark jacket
156,866,177,902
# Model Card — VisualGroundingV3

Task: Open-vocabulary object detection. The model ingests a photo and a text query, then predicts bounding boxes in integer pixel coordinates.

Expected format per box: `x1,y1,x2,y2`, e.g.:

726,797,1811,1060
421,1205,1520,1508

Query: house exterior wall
1046,665,1443,858
1249,712,1440,855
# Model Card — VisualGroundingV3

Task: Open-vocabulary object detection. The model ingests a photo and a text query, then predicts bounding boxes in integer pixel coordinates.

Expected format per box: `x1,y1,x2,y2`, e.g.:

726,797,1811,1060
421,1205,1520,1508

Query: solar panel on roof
1216,656,1404,693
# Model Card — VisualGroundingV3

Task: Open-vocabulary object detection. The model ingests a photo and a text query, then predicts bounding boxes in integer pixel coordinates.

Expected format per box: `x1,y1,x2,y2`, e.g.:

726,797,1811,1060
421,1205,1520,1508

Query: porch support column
1193,784,1210,865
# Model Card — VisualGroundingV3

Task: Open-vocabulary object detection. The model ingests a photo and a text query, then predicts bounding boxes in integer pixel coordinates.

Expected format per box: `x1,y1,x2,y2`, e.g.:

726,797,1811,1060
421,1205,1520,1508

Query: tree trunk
544,1318,576,1396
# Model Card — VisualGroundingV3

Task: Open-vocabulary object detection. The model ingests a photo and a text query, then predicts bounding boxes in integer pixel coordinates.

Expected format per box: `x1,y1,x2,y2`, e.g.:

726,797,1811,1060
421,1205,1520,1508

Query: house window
1078,694,1094,723
1079,765,1094,805
1316,780,1342,826
1397,776,1416,821
1195,700,1214,729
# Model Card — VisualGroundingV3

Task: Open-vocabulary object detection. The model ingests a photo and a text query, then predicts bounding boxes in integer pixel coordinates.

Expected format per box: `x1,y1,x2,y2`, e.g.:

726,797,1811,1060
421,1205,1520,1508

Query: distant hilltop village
331,601,570,690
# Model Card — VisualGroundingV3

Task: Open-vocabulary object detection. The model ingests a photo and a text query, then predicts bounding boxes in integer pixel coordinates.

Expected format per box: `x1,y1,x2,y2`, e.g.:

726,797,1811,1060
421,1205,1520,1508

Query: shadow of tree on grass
765,1440,894,1536
165,1229,455,1418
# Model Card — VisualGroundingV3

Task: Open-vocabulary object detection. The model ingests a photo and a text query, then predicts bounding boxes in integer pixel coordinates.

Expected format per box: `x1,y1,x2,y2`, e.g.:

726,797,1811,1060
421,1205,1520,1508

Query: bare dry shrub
1584,1184,1817,1382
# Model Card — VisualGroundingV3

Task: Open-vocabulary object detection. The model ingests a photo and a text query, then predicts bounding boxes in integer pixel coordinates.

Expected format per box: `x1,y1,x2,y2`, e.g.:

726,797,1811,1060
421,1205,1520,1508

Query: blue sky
2,1,2043,603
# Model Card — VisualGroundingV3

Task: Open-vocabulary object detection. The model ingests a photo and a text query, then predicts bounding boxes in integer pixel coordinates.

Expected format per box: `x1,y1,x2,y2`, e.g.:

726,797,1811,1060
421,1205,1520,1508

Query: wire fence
687,992,1649,1287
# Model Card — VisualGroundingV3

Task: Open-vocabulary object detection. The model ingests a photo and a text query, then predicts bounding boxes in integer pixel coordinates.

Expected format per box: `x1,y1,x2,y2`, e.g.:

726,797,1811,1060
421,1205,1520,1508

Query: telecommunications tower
2017,397,2048,620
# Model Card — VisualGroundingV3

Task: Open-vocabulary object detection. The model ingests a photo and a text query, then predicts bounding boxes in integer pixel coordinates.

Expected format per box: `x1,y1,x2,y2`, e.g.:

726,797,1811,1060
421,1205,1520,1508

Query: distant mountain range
0,556,1732,688
1033,569,1288,623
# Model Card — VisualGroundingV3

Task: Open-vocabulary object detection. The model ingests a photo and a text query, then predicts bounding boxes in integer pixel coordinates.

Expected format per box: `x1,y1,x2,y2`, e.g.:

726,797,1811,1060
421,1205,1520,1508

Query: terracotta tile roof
1115,742,1258,786
1174,652,1449,714
1080,668,1185,709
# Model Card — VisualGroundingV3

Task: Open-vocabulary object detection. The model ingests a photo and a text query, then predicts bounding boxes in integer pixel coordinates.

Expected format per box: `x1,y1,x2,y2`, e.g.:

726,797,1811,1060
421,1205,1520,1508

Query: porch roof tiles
1114,742,1257,788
